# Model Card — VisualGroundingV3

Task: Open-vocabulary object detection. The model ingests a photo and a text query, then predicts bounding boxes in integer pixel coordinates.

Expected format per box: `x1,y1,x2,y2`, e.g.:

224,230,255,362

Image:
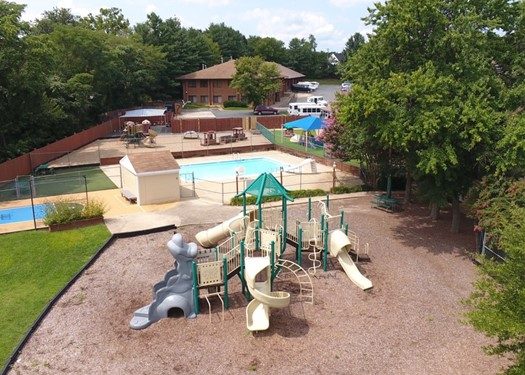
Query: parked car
297,81,319,90
341,82,352,91
253,104,278,115
291,83,313,92
306,95,328,106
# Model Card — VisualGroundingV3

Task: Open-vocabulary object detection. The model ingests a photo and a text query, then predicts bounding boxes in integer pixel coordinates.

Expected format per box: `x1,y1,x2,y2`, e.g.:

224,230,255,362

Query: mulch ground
9,196,510,374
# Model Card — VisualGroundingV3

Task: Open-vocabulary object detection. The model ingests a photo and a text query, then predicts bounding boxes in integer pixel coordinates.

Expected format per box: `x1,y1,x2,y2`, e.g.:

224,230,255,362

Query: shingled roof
120,150,179,176
177,59,305,80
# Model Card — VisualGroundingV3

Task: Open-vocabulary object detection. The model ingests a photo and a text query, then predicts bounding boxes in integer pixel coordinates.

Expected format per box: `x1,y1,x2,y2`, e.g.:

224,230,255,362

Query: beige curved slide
245,257,290,331
329,229,373,290
195,212,245,248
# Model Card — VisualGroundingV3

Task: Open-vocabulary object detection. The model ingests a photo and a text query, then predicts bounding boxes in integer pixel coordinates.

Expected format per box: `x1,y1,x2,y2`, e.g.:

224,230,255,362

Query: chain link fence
182,169,359,204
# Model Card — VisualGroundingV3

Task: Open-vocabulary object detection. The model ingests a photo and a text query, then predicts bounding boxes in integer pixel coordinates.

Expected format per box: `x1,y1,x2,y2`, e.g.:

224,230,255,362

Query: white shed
119,151,180,205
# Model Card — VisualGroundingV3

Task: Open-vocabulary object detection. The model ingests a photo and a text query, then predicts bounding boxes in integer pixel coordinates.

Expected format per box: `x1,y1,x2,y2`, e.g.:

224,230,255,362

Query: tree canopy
0,2,346,163
230,56,281,106
335,0,517,231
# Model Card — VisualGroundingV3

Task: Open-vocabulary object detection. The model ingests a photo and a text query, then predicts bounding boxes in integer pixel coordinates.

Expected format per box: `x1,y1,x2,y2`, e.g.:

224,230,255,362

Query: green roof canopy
237,173,294,205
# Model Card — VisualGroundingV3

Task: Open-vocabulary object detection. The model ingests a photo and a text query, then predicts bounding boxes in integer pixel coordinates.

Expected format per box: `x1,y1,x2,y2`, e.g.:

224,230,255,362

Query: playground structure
130,233,198,329
130,173,372,331
120,120,158,148
201,131,218,146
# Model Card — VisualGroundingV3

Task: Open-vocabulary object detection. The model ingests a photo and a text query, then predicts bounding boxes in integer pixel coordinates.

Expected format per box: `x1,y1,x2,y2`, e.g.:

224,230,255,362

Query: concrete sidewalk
104,199,241,234
103,191,376,234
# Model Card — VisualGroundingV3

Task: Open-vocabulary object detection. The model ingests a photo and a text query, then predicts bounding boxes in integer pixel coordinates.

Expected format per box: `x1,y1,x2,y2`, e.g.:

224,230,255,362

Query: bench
121,189,137,204
372,193,400,213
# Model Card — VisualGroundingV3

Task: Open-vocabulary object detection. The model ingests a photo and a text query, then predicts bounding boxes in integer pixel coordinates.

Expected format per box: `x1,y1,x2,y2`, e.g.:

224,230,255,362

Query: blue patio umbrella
283,116,324,131
283,116,325,151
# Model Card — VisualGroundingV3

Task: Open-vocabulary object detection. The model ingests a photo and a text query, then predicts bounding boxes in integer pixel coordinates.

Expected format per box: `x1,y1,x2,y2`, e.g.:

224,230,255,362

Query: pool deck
46,131,274,167
0,188,373,235
1,148,362,235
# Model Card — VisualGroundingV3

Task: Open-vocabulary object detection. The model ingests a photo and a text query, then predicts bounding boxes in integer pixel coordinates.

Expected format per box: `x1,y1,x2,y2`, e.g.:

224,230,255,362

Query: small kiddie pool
0,204,47,224
179,157,287,181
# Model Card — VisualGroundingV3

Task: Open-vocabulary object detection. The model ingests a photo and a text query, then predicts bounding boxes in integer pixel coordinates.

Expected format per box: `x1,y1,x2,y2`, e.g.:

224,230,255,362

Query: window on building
200,80,208,88
188,80,196,88
213,96,222,104
188,95,197,103
227,95,237,101
200,95,209,103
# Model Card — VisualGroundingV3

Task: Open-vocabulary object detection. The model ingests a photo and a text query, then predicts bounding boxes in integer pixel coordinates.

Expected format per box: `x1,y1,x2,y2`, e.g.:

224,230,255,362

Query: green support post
270,241,275,284
240,240,247,298
340,209,344,229
323,221,328,272
255,221,260,251
214,246,218,261
320,214,325,233
282,196,287,252
344,223,349,236
243,194,247,217
296,226,303,265
222,256,229,309
278,227,283,256
326,194,330,210
307,197,312,221
192,261,199,315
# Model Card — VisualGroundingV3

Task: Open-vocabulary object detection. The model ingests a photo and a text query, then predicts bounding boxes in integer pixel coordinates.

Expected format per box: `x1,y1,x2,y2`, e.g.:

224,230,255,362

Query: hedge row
230,185,366,205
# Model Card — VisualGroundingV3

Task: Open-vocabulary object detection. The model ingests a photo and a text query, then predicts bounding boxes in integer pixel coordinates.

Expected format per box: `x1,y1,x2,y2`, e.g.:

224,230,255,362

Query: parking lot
179,84,341,119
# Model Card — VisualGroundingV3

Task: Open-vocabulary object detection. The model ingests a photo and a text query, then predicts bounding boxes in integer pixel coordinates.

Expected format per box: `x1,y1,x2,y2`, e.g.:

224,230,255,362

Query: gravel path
10,197,509,374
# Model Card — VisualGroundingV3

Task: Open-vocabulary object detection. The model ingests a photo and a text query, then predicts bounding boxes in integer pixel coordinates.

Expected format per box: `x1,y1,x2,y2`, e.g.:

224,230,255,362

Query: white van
288,102,328,118
306,96,328,106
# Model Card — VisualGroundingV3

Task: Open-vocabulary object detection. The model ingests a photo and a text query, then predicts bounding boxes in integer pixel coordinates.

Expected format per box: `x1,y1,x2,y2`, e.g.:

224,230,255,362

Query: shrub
223,100,248,108
43,198,106,225
330,185,364,194
81,198,107,219
230,188,327,206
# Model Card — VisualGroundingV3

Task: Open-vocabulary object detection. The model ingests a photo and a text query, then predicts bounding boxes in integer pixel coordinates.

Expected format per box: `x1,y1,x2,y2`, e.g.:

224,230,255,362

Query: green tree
247,36,288,65
81,7,130,35
31,7,79,34
342,32,365,61
465,179,525,375
338,0,511,231
134,13,193,98
205,22,248,59
230,56,280,106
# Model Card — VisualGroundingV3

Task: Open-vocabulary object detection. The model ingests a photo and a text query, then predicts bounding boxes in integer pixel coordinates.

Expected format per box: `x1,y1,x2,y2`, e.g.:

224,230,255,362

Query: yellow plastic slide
195,212,245,248
245,257,290,331
328,229,373,290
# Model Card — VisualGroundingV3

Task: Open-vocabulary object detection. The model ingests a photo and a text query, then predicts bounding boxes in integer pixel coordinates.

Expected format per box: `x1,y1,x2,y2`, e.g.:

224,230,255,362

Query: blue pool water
0,204,47,224
180,157,286,181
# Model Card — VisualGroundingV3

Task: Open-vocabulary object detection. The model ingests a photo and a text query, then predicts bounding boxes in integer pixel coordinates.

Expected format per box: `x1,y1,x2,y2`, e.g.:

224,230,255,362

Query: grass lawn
0,166,116,201
310,78,341,85
0,224,111,368
271,129,360,167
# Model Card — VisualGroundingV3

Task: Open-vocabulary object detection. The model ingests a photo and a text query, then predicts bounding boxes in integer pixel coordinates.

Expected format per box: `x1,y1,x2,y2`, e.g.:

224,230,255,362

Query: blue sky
17,0,376,51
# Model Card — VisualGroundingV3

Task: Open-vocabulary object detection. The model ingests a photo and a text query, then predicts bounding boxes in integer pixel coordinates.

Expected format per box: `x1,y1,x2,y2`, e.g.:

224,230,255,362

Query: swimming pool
180,157,286,181
0,204,47,224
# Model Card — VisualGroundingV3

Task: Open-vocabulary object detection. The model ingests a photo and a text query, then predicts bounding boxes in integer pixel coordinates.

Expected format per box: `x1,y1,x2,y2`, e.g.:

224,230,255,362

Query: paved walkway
104,198,241,234
103,191,376,234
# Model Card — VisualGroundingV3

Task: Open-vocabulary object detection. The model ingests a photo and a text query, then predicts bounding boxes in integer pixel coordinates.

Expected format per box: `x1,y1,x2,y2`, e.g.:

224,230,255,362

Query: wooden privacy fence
170,115,302,133
0,118,120,181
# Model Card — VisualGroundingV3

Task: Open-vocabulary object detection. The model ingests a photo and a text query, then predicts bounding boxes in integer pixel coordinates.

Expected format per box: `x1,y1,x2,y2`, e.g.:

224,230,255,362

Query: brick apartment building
177,59,305,106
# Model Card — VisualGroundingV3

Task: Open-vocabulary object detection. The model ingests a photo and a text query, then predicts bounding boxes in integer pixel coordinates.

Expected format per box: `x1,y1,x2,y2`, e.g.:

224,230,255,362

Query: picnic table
219,135,237,144
371,193,401,212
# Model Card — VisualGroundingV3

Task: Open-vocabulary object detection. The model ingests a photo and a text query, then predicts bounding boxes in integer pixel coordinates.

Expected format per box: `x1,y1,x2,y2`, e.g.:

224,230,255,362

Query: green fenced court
0,166,116,202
